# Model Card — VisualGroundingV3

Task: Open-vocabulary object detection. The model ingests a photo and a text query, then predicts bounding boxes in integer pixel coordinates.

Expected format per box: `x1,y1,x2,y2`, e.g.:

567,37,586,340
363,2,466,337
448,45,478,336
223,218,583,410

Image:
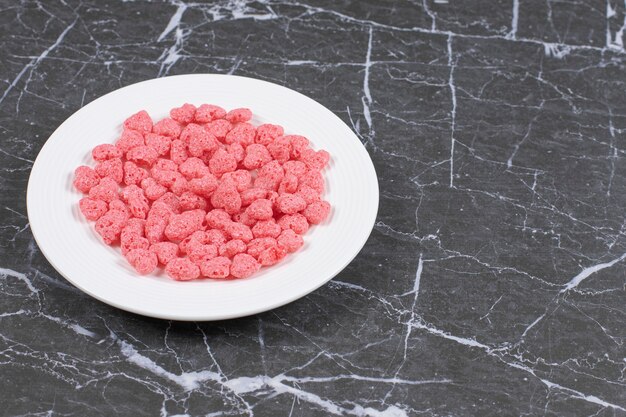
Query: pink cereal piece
88,177,119,203
252,219,282,239
179,123,203,144
124,110,153,133
225,222,253,243
170,103,196,124
179,230,209,254
300,148,330,170
267,137,291,163
188,244,218,265
153,118,182,137
188,130,219,158
164,209,206,241
219,239,247,258
233,211,257,227
245,199,273,220
258,245,287,266
95,158,123,183
224,122,256,146
92,144,122,161
170,175,189,196
276,193,307,214
179,191,207,211
227,142,245,162
152,169,180,188
79,197,108,221
286,135,310,159
222,170,252,192
195,104,226,123
204,119,232,141
243,144,272,170
267,191,280,206
154,192,181,213
124,218,146,236
188,174,219,197
153,158,178,172
108,199,130,218
209,148,238,177
297,184,321,204
200,256,231,279
303,200,331,225
254,161,284,191
123,161,148,186
283,160,307,178
95,209,127,245
74,166,100,193
150,242,179,265
255,124,284,146
120,184,143,202
277,213,309,235
141,177,167,200
246,237,277,258
126,249,158,275
179,157,210,179
278,173,299,194
145,133,172,156
210,181,241,214
120,232,149,256
205,229,228,246
128,194,150,219
116,129,145,154
205,209,232,230
278,229,304,253
225,108,252,124
127,145,158,167
165,258,200,281
170,140,188,165
145,210,170,244
240,188,267,206
230,253,260,278
300,170,324,194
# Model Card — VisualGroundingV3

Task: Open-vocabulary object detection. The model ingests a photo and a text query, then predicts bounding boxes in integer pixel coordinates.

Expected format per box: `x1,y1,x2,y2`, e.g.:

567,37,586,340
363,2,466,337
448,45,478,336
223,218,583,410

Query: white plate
27,74,379,321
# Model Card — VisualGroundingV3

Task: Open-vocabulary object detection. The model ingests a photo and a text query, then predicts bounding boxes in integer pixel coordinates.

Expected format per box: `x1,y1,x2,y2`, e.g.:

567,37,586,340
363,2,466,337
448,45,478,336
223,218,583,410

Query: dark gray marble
1,0,626,415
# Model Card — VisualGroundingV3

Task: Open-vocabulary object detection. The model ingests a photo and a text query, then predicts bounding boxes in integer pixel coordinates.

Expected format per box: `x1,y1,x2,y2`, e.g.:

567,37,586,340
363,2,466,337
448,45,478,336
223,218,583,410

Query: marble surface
1,0,626,415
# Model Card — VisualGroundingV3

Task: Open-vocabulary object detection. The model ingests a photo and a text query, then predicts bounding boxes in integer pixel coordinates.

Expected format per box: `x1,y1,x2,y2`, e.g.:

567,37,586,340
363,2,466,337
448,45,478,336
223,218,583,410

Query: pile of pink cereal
74,104,330,281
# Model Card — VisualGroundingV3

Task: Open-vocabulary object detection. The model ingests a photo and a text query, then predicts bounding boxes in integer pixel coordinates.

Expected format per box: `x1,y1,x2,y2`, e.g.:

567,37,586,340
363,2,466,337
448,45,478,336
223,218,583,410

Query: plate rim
26,73,379,321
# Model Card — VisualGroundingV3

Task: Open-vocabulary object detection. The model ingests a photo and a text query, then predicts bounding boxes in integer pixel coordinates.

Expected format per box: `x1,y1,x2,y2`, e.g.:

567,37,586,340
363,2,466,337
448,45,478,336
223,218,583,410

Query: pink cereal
277,213,309,235
79,198,108,221
252,219,282,239
74,166,100,193
224,122,256,146
278,173,298,194
227,142,245,162
303,200,331,224
170,103,196,124
219,239,247,258
188,174,219,197
200,256,231,278
225,108,252,123
208,148,238,177
95,208,127,245
282,160,307,178
267,137,291,163
243,144,272,170
88,177,119,203
95,158,123,183
255,124,284,146
123,161,148,186
144,133,172,156
232,211,257,227
165,258,200,281
124,110,153,134
205,119,232,141
297,184,321,204
152,118,181,137
179,191,207,211
195,104,226,123
188,130,219,158
179,157,210,179
150,242,179,265
221,170,252,192
205,209,232,230
141,177,167,200
164,209,206,241
300,170,324,194
153,158,178,172
230,253,260,278
258,245,287,266
170,140,188,165
240,188,267,206
154,192,181,213
187,244,218,265
210,181,241,214
276,193,307,214
245,199,273,220
225,222,254,243
300,148,330,170
170,175,189,196
120,231,149,256
246,237,277,258
126,249,158,275
126,146,159,167
92,144,122,161
286,135,310,159
116,129,145,154
277,229,304,253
